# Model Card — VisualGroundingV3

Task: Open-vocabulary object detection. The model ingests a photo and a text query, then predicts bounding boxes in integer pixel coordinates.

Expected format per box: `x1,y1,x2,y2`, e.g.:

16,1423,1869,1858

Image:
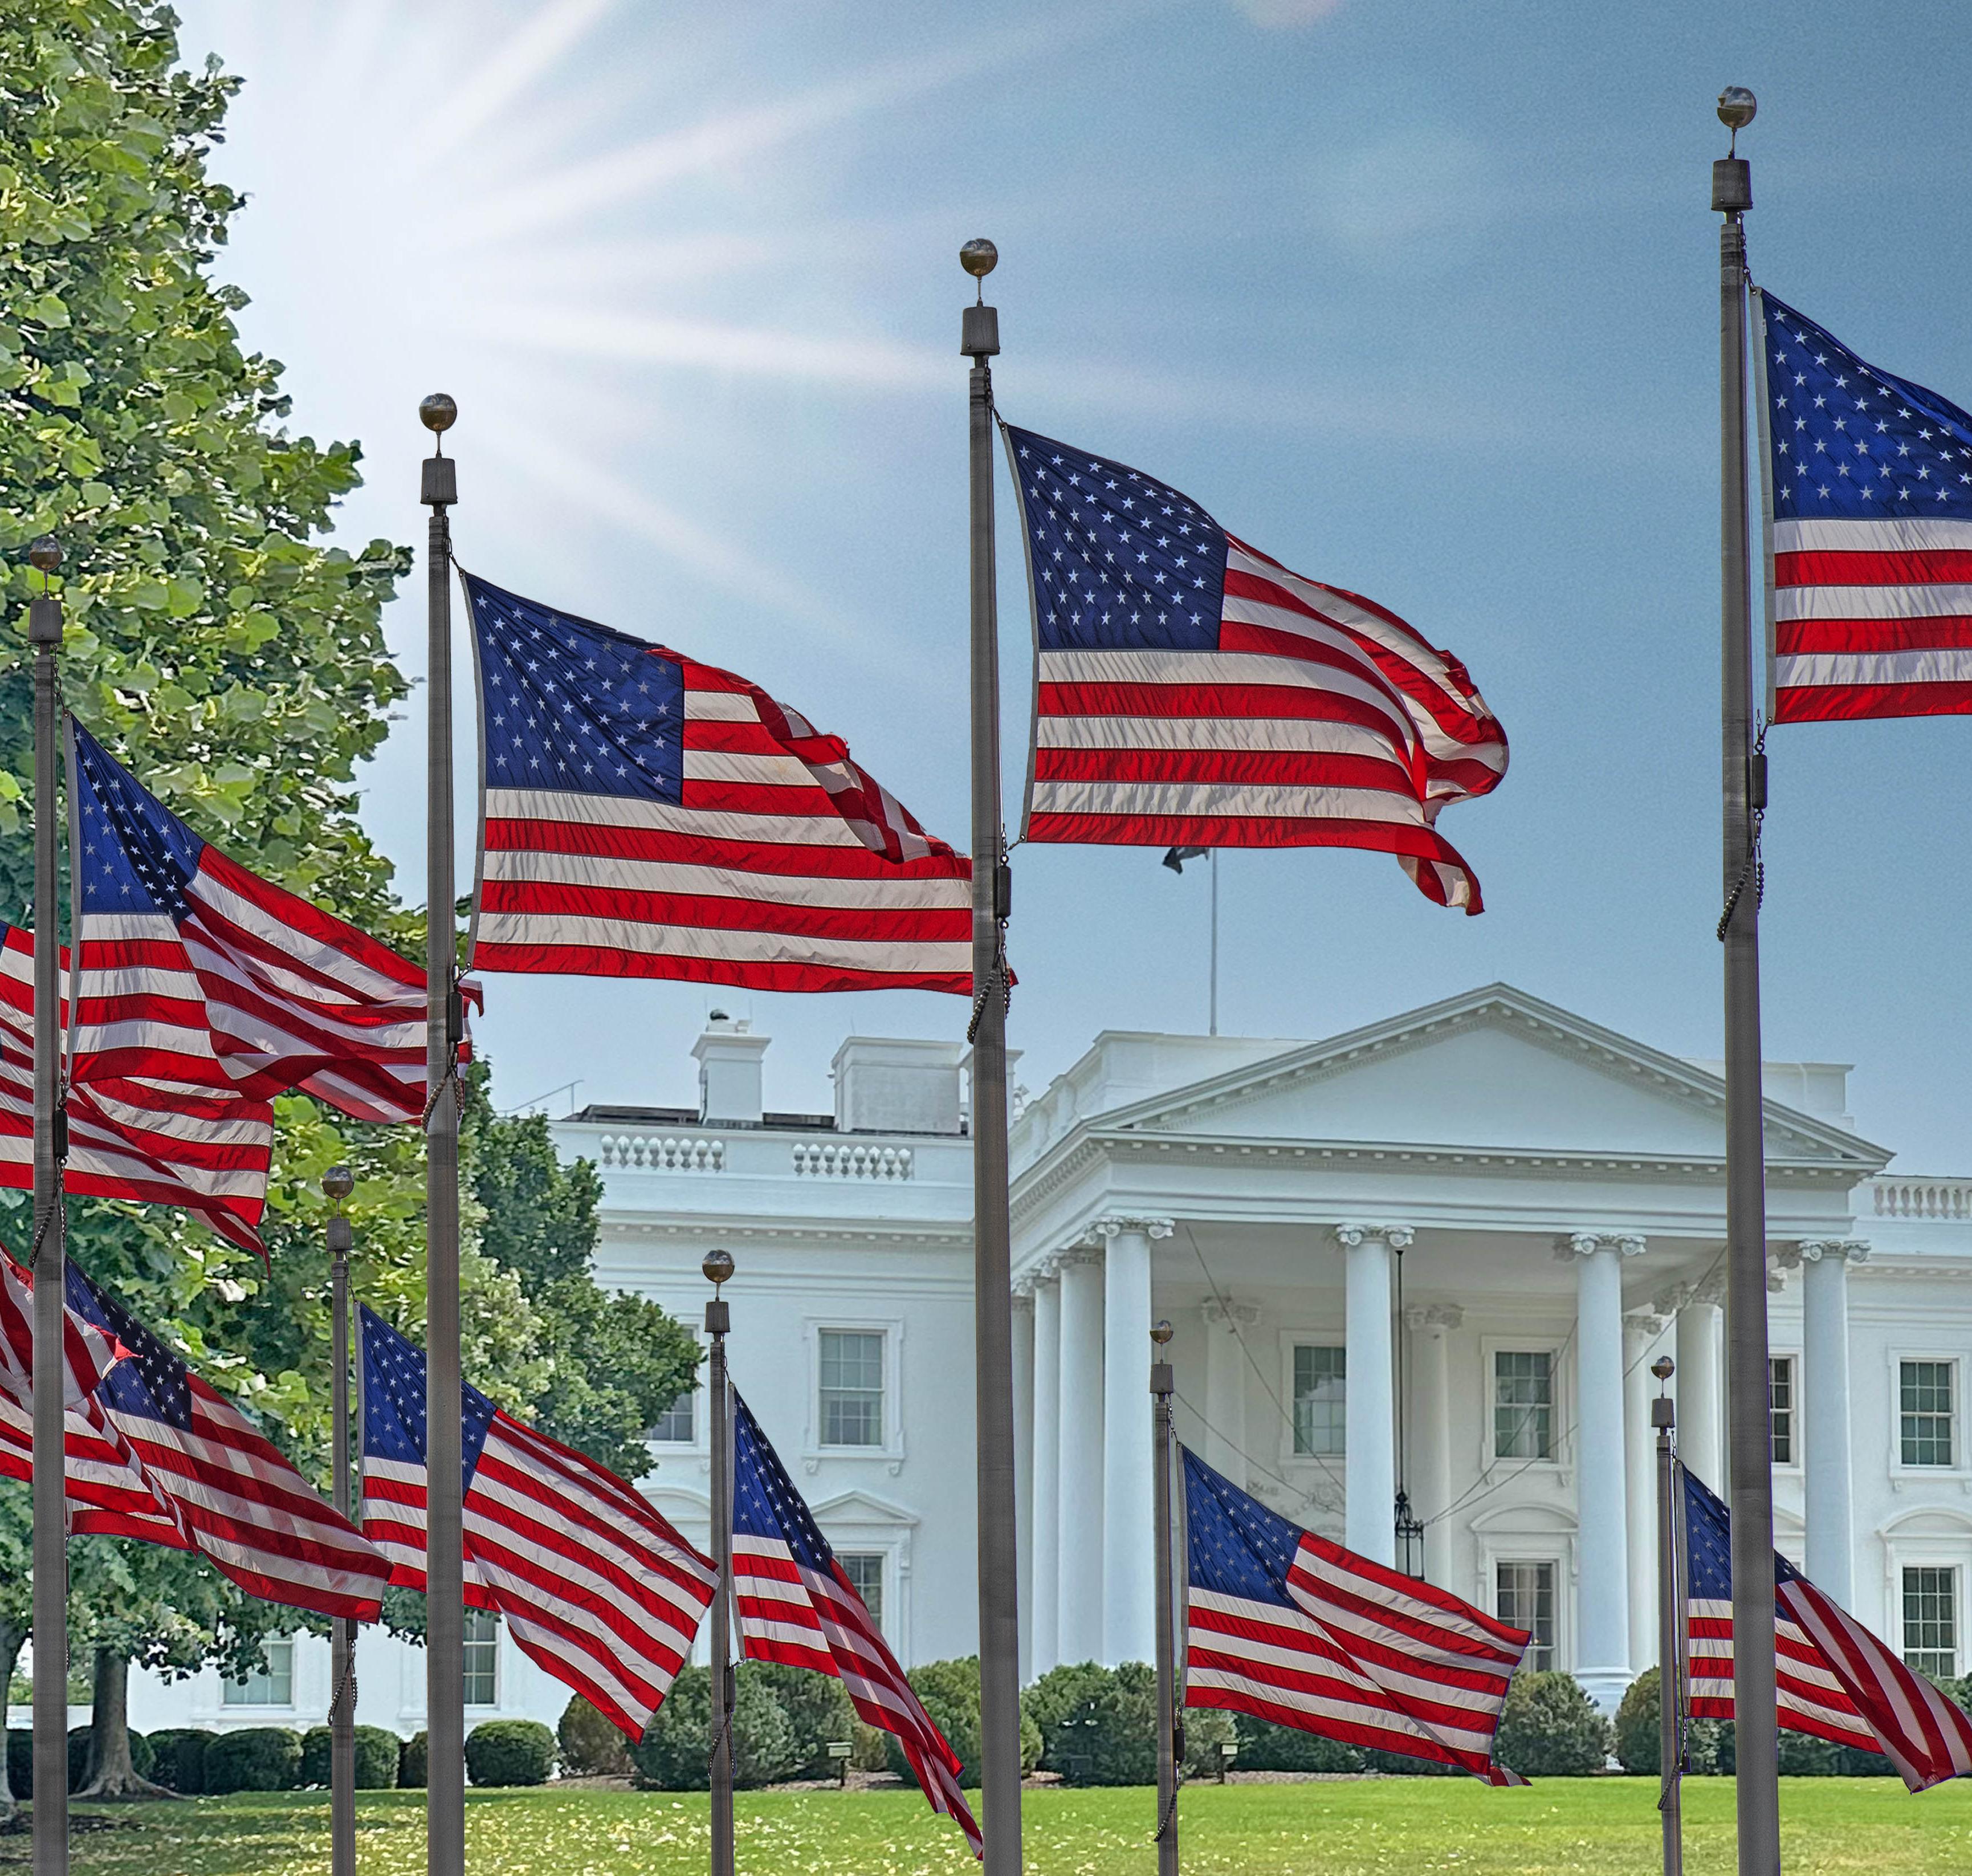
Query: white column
1203,1298,1257,1488
1030,1273,1062,1676
1099,1215,1171,1667
1057,1245,1106,1665
1012,1290,1035,1683
1624,1311,1667,1672
1672,1280,1724,1490
1562,1232,1644,1710
1405,1304,1460,1585
1801,1239,1867,1608
1336,1224,1409,1566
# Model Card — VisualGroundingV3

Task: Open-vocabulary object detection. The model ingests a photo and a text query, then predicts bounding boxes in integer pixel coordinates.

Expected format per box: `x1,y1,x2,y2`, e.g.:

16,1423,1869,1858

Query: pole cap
1151,1319,1174,1347
1717,86,1757,133
959,238,998,281
703,1248,735,1291
321,1163,355,1206
26,536,61,575
419,393,458,436
1652,1354,1675,1382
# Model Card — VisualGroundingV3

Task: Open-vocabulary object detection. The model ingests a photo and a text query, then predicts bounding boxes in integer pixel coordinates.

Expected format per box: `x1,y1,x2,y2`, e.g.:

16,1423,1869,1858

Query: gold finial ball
959,238,998,280
703,1248,735,1288
1652,1355,1675,1381
321,1163,355,1204
1717,87,1757,132
27,536,60,574
1151,1319,1174,1346
419,393,458,434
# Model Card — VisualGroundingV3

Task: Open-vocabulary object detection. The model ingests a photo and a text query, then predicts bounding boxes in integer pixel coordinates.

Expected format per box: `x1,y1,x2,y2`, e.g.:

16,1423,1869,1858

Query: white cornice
601,1215,969,1247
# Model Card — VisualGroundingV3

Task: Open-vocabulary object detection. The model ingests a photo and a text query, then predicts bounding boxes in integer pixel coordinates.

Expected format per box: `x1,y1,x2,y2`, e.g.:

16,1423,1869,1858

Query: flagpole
26,535,66,1876
1712,88,1780,1876
1652,1356,1681,1876
960,236,1023,1876
703,1250,735,1876
1150,1322,1179,1876
418,392,466,1876
326,1165,357,1876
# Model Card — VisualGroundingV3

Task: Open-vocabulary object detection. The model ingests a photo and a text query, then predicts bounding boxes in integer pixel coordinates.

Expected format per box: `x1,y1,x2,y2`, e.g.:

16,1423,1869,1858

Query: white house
123,987,1972,1735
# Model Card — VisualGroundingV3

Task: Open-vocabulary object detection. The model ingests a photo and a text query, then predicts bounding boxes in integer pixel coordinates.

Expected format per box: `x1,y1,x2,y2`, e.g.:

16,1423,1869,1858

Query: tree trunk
76,1648,169,1801
0,1618,22,1823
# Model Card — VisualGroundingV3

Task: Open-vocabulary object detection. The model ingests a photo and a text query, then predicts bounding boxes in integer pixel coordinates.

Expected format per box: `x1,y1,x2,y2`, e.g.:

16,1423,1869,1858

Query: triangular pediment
1093,985,1886,1169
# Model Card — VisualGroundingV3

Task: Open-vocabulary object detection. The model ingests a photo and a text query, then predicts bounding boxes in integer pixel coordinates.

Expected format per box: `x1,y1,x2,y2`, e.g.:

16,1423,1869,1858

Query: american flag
1004,425,1507,912
1182,1448,1530,1783
0,1255,389,1618
730,1389,981,1857
0,926,274,1253
1681,1463,1972,1790
1758,291,1972,723
358,1305,716,1737
463,573,973,994
58,722,433,1256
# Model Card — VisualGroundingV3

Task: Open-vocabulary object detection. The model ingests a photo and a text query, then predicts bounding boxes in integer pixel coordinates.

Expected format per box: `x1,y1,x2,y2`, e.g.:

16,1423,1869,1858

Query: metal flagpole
1653,1355,1681,1876
703,1250,735,1876
418,393,466,1876
1150,1322,1179,1876
1207,853,1218,1039
1712,86,1780,1876
26,534,67,1876
326,1165,357,1876
960,235,1022,1876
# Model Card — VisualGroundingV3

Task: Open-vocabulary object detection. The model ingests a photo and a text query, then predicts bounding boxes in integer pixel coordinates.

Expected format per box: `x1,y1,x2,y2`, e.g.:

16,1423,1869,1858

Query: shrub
1778,1730,1840,1775
5,1725,97,1795
743,1663,857,1779
1229,1710,1364,1774
1362,1744,1460,1776
204,1727,303,1793
299,1726,400,1789
1180,1707,1238,1780
851,1723,890,1772
466,1720,557,1788
1835,1743,1896,1776
1019,1661,1158,1787
1024,1662,1111,1776
146,1727,212,1796
1493,1672,1610,1778
869,1656,1037,1790
557,1695,632,1778
630,1665,799,1790
1614,1667,1661,1775
127,1729,155,1781
400,1731,429,1789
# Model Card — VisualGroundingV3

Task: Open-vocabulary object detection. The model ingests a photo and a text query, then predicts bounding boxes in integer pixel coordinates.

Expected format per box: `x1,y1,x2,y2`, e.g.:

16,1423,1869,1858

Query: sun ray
409,0,620,165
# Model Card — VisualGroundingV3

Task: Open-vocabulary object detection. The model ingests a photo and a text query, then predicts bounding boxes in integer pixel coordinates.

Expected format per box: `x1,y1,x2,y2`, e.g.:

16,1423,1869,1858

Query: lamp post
704,1249,735,1876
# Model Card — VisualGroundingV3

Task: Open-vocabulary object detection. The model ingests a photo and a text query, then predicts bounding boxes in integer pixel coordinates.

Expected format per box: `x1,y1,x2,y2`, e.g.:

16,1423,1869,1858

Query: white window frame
1277,1331,1347,1463
646,1324,710,1459
810,1490,919,1665
1888,1349,1968,1480
804,1316,906,1465
834,1550,890,1633
1480,1336,1566,1472
1769,1350,1801,1472
463,1609,501,1709
221,1635,296,1711
1470,1523,1577,1675
1897,1562,1963,1680
1492,1558,1562,1672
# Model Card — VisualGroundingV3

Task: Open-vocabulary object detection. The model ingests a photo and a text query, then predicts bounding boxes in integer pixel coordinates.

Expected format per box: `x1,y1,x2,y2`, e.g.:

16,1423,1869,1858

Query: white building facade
123,988,1972,1734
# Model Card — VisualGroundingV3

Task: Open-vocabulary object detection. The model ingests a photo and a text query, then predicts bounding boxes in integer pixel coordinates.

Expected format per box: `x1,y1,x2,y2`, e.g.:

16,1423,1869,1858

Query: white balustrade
790,1142,914,1179
596,1134,724,1171
1872,1177,1972,1219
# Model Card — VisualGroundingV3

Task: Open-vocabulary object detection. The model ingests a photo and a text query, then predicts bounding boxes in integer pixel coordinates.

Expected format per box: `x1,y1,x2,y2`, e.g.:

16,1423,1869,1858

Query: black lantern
1394,1488,1426,1580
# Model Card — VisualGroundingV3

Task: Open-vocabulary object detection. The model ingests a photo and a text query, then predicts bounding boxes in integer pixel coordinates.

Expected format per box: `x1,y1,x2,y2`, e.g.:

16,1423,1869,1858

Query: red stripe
1775,548,1972,585
1774,679,1972,722
1777,615,1972,654
469,940,969,995
479,878,969,943
1034,746,1420,795
486,816,969,881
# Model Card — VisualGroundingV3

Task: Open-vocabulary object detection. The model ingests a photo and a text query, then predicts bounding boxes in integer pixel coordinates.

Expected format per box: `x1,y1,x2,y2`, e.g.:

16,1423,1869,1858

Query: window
1903,1566,1959,1679
837,1552,885,1631
1496,1562,1557,1671
1901,1361,1956,1467
650,1385,696,1444
1770,1356,1795,1466
1291,1345,1347,1456
464,1610,500,1707
223,1637,294,1707
1493,1352,1554,1460
818,1330,885,1447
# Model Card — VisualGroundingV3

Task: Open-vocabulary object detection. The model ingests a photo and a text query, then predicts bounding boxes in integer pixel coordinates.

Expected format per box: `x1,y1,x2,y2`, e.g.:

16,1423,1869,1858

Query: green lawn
17,1779,1972,1875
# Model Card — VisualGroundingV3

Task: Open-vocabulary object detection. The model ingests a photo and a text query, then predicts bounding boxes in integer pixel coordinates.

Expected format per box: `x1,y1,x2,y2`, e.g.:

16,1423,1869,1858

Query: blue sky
169,0,1972,1167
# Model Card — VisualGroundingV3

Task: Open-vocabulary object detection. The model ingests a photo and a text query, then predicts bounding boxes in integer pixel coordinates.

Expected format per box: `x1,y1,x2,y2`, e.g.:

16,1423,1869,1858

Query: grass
11,1777,1972,1875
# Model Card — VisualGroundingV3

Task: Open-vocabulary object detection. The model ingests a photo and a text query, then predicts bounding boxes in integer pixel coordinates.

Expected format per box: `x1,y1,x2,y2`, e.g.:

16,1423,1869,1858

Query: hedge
204,1727,302,1794
557,1696,632,1778
466,1719,557,1788
876,1658,1039,1791
1180,1707,1238,1780
743,1663,858,1780
5,1726,94,1797
1229,1710,1363,1775
630,1665,799,1790
147,1727,211,1795
1493,1672,1610,1777
400,1731,428,1789
300,1725,401,1789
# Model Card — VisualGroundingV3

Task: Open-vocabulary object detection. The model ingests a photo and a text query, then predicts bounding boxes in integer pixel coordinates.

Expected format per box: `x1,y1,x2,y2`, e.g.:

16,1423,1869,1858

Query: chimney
692,1011,769,1125
832,1038,964,1135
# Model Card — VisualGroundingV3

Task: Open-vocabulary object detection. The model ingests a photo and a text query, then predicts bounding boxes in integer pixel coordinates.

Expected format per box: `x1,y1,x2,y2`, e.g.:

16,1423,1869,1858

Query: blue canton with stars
1682,1463,1802,1597
465,573,686,803
359,1304,498,1490
1004,424,1228,653
732,1389,834,1571
1762,292,1972,522
1183,1446,1302,1606
66,1262,193,1431
70,722,205,922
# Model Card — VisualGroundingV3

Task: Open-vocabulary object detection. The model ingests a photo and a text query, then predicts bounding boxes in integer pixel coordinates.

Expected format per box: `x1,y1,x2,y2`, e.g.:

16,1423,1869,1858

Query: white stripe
186,873,419,1009
1040,645,1417,740
682,691,761,722
473,909,969,972
1775,516,1972,554
1037,715,1404,756
486,849,971,911
682,748,824,789
1776,648,1972,689
486,788,874,849
1030,779,1430,824
1775,583,1972,620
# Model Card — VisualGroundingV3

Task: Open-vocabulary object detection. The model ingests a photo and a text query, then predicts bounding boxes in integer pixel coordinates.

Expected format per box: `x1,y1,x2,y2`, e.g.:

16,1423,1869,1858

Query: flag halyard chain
1716,723,1767,942
965,838,1013,1046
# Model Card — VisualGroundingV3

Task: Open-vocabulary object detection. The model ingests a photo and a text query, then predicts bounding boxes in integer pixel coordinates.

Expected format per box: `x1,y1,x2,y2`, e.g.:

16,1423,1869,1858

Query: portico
1007,984,1889,1705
